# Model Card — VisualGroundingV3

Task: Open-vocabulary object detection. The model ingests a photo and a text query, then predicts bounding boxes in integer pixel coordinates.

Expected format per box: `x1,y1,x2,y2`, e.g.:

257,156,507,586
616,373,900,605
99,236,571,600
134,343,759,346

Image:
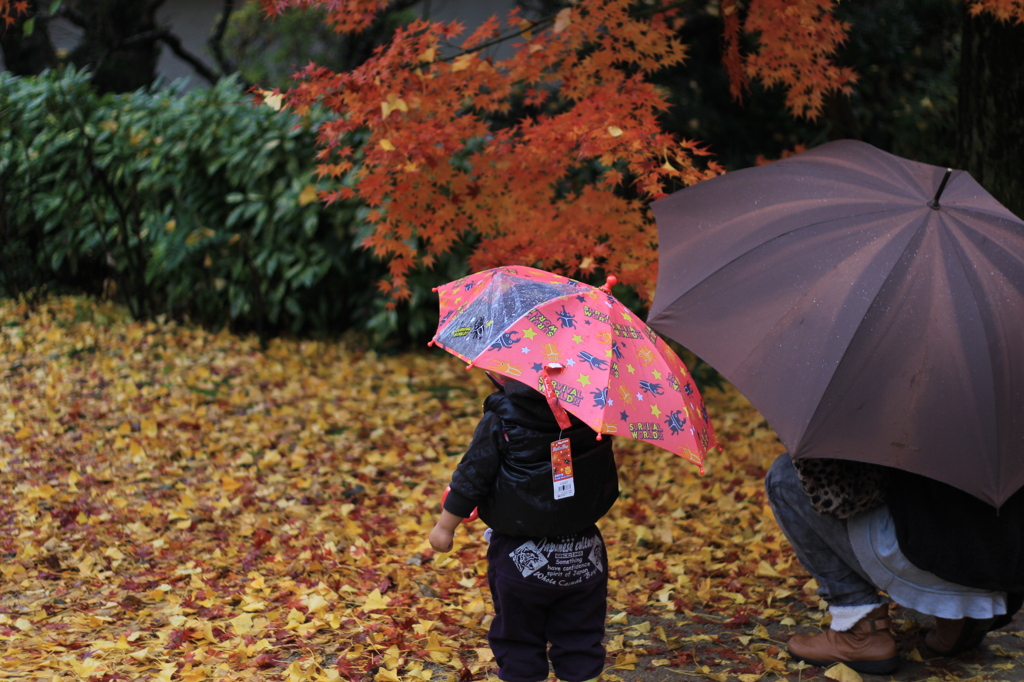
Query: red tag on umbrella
540,368,573,430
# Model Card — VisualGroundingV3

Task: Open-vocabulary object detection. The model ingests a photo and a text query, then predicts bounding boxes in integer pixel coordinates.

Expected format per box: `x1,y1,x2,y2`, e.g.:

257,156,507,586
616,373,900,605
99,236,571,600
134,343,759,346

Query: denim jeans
765,453,888,607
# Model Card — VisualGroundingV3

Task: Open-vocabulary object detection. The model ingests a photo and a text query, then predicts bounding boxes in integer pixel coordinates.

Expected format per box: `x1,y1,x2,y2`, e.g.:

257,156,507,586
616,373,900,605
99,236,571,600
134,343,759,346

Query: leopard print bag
792,457,887,518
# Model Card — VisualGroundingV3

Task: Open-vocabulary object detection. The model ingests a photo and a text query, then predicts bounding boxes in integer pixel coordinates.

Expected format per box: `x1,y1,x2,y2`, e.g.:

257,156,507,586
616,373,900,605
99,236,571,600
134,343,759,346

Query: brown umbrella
647,139,1024,508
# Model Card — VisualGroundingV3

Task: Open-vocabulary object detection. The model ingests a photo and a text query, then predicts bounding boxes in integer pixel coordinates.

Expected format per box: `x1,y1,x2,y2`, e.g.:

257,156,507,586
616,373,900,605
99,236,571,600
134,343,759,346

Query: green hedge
0,69,460,342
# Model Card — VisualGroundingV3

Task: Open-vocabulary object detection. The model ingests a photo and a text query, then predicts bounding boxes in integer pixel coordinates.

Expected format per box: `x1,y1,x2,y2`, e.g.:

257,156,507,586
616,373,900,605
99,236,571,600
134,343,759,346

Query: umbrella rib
796,211,932,440
711,205,910,372
706,205,908,283
941,216,1006,497
707,207,926,457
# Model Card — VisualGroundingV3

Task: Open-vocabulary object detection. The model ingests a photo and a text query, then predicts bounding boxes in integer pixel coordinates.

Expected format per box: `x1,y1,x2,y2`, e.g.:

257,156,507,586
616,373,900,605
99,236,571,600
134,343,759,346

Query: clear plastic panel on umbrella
435,273,579,361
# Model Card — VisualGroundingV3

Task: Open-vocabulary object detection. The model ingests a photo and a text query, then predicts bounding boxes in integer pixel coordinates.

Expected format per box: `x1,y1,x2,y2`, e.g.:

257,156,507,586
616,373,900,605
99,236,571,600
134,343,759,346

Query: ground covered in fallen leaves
2,297,1022,682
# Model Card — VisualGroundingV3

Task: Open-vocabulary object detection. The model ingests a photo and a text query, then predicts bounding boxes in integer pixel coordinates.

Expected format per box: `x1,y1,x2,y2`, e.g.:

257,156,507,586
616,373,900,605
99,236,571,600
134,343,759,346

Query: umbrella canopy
432,265,717,466
647,139,1024,508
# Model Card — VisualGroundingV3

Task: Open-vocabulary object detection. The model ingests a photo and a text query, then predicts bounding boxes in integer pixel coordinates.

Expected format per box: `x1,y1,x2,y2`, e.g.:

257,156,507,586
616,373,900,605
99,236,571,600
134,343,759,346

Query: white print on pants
508,535,604,587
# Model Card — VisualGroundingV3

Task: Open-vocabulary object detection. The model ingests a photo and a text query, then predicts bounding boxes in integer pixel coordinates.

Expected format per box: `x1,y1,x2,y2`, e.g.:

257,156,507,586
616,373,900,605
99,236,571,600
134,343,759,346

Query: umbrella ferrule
928,168,953,209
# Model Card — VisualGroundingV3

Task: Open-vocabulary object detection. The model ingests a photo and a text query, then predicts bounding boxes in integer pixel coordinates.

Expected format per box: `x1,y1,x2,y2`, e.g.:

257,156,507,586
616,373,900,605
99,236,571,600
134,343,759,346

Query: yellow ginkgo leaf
299,184,319,207
363,588,390,611
824,663,864,682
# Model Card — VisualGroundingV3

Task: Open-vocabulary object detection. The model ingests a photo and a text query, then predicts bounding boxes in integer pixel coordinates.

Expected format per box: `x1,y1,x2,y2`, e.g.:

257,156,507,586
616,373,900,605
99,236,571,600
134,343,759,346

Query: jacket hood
498,377,578,427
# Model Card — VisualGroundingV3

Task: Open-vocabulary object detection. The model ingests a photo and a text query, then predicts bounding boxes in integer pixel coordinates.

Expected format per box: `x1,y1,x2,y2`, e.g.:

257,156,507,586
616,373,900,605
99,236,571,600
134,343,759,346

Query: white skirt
848,505,1008,620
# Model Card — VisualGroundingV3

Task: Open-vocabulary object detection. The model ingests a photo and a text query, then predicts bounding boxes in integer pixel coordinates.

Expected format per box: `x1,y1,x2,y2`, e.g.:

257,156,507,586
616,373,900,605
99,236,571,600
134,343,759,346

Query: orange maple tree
1,0,28,28
259,0,856,301
260,0,845,302
968,0,1024,21
264,0,724,302
257,0,1024,303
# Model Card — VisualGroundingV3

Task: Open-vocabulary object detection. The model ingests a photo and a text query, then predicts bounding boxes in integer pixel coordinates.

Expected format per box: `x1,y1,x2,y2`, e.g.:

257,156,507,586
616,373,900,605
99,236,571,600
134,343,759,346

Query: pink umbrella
430,265,717,468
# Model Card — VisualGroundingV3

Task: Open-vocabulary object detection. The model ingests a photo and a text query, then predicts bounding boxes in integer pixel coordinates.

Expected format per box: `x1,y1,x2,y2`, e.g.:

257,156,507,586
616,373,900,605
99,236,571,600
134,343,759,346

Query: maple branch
83,25,222,86
208,0,238,77
56,4,88,29
154,29,221,84
439,15,557,62
634,0,692,16
436,1,686,64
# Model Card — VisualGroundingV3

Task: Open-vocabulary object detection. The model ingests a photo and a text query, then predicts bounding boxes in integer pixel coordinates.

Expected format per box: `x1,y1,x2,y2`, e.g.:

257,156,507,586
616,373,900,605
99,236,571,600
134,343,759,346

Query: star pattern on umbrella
433,266,717,465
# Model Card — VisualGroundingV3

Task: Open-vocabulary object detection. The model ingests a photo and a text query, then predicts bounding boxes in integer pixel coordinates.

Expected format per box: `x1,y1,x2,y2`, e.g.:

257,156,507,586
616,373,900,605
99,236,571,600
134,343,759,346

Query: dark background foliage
0,71,390,341
1,0,1021,356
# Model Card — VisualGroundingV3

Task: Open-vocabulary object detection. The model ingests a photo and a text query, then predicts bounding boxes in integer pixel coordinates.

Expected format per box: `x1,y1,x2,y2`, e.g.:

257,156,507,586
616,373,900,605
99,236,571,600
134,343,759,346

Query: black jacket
444,378,619,538
887,469,1024,627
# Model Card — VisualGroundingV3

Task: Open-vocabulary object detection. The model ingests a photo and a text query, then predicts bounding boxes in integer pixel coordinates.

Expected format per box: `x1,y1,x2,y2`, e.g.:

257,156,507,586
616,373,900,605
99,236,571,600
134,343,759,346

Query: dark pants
486,526,607,682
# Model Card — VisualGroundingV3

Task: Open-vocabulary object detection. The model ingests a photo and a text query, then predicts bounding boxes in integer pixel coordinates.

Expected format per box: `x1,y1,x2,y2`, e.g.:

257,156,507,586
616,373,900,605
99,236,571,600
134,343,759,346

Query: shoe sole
789,652,900,675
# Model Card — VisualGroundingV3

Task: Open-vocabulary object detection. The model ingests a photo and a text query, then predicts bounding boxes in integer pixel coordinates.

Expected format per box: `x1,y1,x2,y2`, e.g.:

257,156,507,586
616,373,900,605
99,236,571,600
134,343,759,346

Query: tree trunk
956,7,1024,219
0,6,57,75
67,0,164,93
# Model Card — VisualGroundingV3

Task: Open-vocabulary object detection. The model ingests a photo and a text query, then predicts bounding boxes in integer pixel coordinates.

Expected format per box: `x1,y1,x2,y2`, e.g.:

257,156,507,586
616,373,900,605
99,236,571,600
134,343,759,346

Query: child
430,376,619,682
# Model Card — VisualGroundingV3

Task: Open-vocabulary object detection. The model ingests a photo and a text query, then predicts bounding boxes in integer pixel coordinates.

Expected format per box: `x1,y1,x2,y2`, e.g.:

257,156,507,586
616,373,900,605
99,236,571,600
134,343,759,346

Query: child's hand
430,508,464,553
429,522,455,553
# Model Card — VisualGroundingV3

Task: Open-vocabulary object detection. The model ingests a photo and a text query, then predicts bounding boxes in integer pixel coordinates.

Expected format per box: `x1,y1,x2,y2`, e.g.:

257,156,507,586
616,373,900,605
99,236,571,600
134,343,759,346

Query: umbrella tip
928,168,953,210
427,340,434,347
599,275,618,293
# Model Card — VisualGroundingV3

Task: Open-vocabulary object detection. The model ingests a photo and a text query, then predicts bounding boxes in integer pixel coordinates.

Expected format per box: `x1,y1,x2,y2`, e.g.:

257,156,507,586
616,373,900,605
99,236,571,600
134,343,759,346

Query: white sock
830,603,885,632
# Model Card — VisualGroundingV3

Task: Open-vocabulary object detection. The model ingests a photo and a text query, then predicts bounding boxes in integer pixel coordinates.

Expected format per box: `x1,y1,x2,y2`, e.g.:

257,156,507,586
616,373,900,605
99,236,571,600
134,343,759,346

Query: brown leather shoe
925,616,994,656
788,606,899,674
